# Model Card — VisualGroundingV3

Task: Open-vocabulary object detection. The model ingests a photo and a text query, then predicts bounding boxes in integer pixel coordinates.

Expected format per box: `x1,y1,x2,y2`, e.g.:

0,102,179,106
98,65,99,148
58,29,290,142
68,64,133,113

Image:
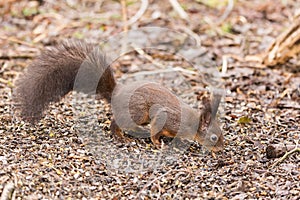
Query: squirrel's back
14,40,116,122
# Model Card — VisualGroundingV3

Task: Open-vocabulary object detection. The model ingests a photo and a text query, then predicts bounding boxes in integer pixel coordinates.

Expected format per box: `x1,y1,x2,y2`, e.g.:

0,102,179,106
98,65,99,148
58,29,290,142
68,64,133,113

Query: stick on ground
267,145,300,168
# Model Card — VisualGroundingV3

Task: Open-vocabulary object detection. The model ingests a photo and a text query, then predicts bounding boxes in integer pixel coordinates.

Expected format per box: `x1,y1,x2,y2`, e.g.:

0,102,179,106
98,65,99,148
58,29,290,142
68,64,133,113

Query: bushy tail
14,40,116,122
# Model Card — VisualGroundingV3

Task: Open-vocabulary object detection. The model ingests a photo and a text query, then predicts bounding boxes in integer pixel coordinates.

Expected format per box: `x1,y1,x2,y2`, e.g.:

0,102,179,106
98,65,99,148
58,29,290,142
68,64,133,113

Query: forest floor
0,0,299,199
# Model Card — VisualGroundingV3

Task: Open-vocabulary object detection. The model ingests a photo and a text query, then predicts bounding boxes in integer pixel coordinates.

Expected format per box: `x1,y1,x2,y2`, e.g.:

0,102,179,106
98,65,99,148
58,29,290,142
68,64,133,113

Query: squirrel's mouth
207,145,224,153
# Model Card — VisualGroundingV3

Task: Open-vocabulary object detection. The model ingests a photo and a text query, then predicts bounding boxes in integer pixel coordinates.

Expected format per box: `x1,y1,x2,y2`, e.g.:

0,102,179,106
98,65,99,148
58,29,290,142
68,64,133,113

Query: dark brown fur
14,41,115,122
14,40,224,152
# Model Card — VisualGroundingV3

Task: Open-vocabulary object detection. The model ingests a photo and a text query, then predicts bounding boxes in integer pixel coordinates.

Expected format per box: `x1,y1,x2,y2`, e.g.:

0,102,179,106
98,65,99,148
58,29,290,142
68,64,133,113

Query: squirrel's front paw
152,140,169,150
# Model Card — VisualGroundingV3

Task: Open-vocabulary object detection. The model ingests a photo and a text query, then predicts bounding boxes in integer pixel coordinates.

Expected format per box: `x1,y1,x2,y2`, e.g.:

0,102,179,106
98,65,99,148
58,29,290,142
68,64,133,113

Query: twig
271,147,300,168
0,54,35,60
0,182,15,200
0,78,9,84
221,55,228,75
0,35,37,48
223,53,262,63
0,62,9,74
120,66,198,81
276,104,300,109
220,53,265,70
201,0,234,28
176,26,201,47
132,45,165,69
217,0,234,24
168,0,188,20
120,0,128,32
128,0,149,26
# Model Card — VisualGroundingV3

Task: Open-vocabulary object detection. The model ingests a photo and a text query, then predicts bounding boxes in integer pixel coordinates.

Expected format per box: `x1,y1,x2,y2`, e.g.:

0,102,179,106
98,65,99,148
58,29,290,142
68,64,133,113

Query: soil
0,0,299,199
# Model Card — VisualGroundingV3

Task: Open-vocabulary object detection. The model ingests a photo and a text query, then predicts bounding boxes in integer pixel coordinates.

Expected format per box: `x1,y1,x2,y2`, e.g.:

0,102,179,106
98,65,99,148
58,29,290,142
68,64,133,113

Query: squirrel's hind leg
149,108,169,148
150,115,167,148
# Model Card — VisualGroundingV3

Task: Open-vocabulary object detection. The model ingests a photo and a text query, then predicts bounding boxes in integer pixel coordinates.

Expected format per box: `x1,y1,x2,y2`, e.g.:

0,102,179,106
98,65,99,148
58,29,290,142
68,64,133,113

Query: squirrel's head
194,96,224,152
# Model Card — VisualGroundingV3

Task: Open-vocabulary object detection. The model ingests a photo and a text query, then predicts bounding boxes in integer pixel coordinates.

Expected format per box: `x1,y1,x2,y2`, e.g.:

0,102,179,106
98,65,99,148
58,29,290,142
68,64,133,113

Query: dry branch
0,36,37,48
120,0,128,32
270,147,300,168
263,15,300,66
168,0,188,20
128,0,149,26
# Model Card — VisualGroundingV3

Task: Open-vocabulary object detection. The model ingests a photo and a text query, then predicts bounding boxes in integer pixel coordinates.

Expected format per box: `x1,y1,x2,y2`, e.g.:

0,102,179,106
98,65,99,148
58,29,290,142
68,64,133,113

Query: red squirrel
14,40,224,152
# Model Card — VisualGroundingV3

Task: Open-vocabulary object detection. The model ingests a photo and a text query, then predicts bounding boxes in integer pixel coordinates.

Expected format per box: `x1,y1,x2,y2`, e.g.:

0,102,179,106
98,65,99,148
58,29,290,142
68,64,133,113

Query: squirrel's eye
210,134,218,143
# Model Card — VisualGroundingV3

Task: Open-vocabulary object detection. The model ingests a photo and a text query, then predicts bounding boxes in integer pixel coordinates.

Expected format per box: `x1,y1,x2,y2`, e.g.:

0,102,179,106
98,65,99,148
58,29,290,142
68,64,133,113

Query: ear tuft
199,96,212,131
211,92,222,119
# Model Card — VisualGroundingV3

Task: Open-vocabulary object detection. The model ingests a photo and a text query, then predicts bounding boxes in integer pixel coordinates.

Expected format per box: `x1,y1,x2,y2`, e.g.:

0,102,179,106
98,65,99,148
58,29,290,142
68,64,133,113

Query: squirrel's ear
199,97,212,131
211,93,222,119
